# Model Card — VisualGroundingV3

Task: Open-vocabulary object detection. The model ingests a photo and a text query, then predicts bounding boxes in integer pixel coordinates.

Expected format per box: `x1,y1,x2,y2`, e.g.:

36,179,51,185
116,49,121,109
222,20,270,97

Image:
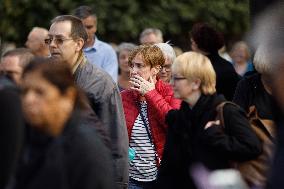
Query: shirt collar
84,36,100,52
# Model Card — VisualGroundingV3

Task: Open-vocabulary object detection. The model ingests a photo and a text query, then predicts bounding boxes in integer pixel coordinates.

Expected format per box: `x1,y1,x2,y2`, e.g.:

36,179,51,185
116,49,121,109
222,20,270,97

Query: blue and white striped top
129,101,157,182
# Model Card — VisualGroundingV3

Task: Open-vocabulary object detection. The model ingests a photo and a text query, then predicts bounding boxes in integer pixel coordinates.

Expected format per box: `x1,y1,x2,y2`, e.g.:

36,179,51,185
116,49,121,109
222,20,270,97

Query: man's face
0,56,22,84
48,21,79,66
140,33,159,45
81,16,97,45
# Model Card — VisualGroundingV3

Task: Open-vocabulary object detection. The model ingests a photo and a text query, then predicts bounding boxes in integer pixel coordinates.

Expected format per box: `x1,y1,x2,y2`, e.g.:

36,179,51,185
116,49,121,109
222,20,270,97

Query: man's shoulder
96,39,116,53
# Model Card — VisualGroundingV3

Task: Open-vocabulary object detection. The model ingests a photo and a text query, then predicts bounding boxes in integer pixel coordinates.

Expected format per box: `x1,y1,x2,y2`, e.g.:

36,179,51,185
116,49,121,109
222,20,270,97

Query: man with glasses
47,15,129,189
155,43,176,83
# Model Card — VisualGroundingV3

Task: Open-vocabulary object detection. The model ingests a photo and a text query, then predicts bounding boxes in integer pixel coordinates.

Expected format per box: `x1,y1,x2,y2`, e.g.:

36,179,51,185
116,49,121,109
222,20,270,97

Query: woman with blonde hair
156,51,261,189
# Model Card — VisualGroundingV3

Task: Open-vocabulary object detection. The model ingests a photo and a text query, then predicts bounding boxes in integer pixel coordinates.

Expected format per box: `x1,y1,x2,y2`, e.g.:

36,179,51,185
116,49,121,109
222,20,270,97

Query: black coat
156,94,262,189
207,53,240,101
14,110,115,189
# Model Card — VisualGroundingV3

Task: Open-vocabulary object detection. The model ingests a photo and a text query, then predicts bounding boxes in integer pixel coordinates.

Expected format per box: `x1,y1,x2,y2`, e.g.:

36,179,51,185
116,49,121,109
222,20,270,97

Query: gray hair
139,28,163,43
117,42,137,54
155,43,176,64
253,44,272,74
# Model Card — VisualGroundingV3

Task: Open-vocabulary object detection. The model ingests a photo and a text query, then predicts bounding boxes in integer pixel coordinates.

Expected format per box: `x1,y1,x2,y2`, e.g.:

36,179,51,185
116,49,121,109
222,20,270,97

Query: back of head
173,52,216,95
139,28,164,44
73,5,96,19
128,45,165,68
26,27,49,56
253,44,272,75
190,23,224,54
155,43,176,64
2,48,34,68
51,15,88,45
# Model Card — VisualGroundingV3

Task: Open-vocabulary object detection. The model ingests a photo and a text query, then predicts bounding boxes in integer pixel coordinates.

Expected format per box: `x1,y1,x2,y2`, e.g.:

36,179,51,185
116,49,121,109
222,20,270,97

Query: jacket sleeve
144,88,181,125
203,104,262,161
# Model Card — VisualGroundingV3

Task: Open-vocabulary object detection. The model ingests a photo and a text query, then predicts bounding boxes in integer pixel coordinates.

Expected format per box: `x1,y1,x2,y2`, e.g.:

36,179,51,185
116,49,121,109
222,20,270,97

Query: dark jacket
14,110,115,189
74,56,128,188
156,94,262,189
0,76,24,189
207,53,240,101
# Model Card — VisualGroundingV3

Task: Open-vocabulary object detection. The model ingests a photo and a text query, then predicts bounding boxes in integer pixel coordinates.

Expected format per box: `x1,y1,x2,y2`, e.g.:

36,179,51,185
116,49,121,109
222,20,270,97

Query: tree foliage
0,0,249,50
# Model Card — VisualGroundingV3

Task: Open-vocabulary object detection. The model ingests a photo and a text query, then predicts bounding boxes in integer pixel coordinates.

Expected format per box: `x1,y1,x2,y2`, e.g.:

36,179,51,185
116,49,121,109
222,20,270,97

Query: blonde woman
156,52,261,189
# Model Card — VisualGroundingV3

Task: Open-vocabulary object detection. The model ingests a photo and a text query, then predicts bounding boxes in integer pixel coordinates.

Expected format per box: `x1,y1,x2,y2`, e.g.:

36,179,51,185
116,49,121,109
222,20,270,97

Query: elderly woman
156,52,261,189
121,45,180,189
15,58,114,189
190,22,240,100
117,42,137,91
233,45,276,188
155,43,176,83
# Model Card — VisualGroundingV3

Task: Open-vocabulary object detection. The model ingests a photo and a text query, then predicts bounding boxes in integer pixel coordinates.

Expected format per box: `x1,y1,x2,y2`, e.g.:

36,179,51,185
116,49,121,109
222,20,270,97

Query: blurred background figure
233,44,276,188
0,66,24,189
229,41,254,76
0,48,34,84
248,2,284,189
155,43,176,83
156,52,261,189
14,58,114,189
121,45,180,189
139,28,164,45
117,42,137,91
25,27,50,57
190,22,240,101
74,5,118,82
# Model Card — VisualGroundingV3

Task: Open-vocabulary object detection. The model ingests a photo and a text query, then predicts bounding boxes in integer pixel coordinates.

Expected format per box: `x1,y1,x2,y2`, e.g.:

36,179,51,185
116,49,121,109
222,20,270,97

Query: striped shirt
129,101,158,182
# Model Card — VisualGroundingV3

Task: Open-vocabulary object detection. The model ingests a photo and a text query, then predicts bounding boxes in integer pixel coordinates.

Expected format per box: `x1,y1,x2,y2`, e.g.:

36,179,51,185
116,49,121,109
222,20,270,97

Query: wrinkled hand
204,120,220,130
130,75,155,96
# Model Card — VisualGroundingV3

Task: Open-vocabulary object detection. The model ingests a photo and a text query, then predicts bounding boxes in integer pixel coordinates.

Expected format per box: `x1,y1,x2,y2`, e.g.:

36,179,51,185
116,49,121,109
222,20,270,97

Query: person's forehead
82,16,96,25
49,21,72,37
1,56,22,71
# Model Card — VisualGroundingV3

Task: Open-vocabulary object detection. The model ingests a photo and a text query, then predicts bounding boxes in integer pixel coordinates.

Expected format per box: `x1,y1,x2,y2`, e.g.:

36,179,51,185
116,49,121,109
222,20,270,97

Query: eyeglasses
171,76,187,82
44,37,73,46
161,64,171,71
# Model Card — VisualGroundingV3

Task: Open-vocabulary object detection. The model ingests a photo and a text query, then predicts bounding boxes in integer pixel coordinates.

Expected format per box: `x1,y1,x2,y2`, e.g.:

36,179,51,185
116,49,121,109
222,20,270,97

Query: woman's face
171,71,199,100
130,53,156,81
118,49,131,73
21,72,72,132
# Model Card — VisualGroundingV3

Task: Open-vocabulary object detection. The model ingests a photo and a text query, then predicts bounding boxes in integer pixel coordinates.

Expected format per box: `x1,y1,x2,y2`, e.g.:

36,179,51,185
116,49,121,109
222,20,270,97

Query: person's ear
75,38,84,52
192,79,201,90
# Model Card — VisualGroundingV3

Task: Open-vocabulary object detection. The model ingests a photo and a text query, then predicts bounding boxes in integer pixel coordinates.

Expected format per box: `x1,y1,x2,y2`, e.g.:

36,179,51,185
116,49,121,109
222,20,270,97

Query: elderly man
25,27,49,57
46,15,128,189
139,28,164,45
73,5,118,82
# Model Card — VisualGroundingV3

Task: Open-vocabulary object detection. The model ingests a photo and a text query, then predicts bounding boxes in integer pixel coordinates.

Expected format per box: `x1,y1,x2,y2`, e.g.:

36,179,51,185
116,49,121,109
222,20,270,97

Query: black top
0,76,24,189
207,53,241,101
233,73,274,119
14,110,115,189
156,94,261,189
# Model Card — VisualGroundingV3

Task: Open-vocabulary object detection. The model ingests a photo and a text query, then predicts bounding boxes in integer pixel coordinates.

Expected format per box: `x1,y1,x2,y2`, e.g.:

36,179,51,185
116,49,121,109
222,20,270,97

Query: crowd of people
1,3,284,189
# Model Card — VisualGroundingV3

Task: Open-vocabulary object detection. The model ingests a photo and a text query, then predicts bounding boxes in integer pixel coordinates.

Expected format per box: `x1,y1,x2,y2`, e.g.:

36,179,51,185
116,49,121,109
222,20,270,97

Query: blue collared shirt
83,37,118,82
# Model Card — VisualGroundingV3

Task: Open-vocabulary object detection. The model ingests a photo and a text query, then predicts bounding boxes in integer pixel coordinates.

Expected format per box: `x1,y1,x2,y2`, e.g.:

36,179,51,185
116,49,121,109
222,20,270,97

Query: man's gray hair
139,28,163,43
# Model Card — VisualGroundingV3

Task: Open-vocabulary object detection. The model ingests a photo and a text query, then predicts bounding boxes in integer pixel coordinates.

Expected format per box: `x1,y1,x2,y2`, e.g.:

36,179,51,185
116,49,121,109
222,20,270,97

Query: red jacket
121,79,181,165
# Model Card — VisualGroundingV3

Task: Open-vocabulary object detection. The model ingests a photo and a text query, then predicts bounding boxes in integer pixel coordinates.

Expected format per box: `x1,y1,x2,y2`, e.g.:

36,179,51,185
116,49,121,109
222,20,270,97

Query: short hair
117,42,137,54
230,41,251,60
2,48,34,67
51,15,88,44
190,23,224,54
155,43,176,65
139,28,163,43
128,45,165,68
23,57,88,109
253,44,272,74
73,5,97,19
172,52,216,95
